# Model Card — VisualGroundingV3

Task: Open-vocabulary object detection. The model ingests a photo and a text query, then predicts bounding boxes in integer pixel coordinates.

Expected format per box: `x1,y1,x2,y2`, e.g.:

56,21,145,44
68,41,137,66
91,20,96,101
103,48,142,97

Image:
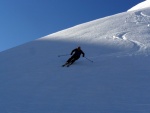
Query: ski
66,63,72,67
62,64,67,67
62,62,73,67
62,63,69,67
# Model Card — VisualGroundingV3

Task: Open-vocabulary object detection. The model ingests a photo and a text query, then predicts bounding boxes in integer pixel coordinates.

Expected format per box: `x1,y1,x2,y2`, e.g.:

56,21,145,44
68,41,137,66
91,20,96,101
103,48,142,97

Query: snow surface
1,5,150,113
128,0,150,12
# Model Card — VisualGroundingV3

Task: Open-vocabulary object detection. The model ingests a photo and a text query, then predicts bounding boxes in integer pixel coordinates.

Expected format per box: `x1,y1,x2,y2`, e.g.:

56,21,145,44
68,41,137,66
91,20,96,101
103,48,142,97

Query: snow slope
128,0,150,11
1,6,150,113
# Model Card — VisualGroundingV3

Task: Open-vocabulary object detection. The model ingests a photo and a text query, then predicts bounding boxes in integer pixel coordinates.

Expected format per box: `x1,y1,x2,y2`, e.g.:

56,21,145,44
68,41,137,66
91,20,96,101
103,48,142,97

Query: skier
62,46,85,67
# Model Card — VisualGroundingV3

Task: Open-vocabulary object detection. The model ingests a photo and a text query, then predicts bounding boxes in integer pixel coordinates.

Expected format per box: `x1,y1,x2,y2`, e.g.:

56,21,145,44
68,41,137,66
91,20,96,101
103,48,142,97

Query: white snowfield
128,0,150,11
1,3,150,113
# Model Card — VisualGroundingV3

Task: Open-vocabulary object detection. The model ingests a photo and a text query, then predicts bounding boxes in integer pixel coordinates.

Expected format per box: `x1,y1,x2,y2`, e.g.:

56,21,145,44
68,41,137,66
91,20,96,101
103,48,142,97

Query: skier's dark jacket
71,48,85,58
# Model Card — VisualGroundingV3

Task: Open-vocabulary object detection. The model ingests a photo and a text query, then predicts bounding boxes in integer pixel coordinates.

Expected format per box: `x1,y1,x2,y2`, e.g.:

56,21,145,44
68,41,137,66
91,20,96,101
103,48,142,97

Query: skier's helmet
77,46,81,50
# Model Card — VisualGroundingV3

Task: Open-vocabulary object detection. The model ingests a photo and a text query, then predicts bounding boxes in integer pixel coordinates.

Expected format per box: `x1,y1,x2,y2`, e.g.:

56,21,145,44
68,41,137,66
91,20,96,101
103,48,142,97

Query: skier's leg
70,56,79,64
67,56,74,63
62,56,74,67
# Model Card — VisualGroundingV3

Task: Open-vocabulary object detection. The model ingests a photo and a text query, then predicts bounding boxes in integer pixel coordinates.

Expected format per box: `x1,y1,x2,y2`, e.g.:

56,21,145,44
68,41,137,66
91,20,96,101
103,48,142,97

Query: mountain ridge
128,0,150,11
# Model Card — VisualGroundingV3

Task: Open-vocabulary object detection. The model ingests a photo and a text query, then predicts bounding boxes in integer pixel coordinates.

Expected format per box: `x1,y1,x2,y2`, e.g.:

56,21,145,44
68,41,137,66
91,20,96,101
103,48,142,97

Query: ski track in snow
109,10,150,57
89,30,148,59
113,31,147,56
126,11,150,26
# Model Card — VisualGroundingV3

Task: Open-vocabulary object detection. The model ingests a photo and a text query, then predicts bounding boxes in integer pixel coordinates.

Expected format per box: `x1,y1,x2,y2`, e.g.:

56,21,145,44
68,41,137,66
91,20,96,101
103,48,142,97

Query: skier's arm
71,49,76,55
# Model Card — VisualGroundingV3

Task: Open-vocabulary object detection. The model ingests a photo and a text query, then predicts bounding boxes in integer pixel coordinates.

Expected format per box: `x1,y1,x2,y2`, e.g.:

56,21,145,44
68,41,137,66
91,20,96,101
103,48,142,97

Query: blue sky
0,0,143,52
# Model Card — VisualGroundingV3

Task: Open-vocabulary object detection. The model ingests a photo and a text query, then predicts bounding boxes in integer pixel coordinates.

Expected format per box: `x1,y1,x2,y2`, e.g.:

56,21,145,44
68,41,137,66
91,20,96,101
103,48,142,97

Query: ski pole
84,57,94,63
58,54,70,57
